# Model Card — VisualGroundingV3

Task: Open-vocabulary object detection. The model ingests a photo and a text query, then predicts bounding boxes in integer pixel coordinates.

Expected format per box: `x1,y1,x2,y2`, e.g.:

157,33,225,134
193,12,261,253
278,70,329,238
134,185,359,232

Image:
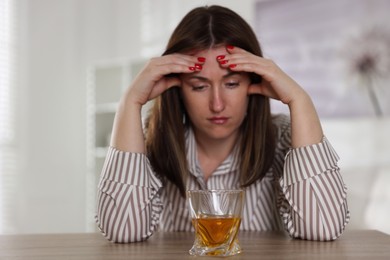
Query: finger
247,83,278,100
248,83,273,97
154,63,202,78
143,62,199,84
155,54,205,69
217,48,267,74
152,55,206,75
148,77,181,100
165,76,181,89
225,45,247,55
247,83,261,95
223,61,259,74
219,58,275,81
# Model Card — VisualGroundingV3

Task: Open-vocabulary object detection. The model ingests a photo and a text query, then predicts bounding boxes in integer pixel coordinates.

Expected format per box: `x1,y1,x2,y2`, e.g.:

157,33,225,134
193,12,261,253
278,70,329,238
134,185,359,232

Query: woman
96,5,349,243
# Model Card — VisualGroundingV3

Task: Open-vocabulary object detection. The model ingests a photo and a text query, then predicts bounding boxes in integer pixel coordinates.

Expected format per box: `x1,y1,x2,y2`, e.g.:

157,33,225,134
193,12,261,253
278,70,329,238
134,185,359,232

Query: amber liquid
192,215,241,248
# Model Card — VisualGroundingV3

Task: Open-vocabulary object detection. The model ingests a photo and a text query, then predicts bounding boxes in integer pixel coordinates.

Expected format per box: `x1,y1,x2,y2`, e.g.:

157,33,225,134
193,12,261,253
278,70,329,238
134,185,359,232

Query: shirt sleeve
278,136,350,241
95,147,163,243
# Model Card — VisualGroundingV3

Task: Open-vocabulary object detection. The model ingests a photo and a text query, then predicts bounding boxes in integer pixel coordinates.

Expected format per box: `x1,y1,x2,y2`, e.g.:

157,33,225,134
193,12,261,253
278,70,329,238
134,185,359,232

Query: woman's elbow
98,225,152,243
290,224,347,241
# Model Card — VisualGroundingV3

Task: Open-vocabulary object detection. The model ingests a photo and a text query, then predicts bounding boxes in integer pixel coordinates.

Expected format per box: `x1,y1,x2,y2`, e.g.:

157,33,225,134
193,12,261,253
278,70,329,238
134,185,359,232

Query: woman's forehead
190,46,227,57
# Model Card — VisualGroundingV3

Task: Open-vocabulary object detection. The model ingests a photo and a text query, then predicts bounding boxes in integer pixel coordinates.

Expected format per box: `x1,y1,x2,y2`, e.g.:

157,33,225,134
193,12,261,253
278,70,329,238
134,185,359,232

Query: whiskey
192,215,241,248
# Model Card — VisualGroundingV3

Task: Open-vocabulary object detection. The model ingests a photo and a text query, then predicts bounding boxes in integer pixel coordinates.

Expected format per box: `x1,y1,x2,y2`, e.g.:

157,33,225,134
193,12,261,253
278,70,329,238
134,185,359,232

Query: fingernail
229,64,237,68
219,60,229,65
197,57,206,62
189,66,196,71
216,55,225,60
227,45,234,50
195,64,202,70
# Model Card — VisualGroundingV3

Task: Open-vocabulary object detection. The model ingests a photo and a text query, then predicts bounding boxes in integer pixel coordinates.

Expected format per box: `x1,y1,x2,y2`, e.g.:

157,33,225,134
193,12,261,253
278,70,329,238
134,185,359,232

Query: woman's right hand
126,54,205,106
111,53,204,152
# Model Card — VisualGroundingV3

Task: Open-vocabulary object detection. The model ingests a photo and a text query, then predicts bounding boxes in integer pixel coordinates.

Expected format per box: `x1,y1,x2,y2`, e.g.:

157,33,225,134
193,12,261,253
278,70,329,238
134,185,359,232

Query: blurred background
0,0,389,235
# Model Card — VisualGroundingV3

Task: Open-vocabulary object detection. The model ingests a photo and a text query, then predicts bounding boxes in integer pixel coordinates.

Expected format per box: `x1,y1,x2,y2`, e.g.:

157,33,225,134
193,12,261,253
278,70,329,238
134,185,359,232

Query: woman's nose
209,88,225,113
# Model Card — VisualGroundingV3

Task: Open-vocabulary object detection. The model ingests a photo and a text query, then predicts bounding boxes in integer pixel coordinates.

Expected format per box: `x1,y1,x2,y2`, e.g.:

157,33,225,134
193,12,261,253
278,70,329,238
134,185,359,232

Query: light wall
323,118,390,234
17,0,144,233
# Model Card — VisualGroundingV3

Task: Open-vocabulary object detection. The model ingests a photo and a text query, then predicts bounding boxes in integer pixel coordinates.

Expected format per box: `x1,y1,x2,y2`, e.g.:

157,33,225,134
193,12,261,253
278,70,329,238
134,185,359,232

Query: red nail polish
229,64,237,68
219,60,229,65
197,57,206,62
189,66,195,71
227,45,234,50
216,55,225,60
195,64,202,70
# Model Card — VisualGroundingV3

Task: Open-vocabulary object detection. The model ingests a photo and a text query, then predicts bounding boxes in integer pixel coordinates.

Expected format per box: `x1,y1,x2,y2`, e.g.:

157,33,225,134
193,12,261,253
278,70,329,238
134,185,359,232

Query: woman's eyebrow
186,75,209,81
223,72,241,78
186,72,242,81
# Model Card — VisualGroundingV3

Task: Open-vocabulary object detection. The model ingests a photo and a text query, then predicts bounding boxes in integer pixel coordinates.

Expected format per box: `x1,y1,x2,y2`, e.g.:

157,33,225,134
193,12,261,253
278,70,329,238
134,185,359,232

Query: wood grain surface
0,230,389,259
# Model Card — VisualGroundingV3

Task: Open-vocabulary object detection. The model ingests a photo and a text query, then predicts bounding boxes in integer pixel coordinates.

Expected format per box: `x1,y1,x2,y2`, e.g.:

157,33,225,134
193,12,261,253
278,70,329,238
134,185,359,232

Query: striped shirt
95,114,350,243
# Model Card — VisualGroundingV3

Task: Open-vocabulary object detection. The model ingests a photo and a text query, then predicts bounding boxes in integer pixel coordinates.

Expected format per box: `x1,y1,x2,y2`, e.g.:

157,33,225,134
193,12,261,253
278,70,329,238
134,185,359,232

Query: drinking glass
187,189,245,256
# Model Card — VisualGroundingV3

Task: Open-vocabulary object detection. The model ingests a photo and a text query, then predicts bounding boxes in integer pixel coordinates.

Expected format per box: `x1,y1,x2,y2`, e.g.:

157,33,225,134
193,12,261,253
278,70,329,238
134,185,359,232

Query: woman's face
180,46,250,143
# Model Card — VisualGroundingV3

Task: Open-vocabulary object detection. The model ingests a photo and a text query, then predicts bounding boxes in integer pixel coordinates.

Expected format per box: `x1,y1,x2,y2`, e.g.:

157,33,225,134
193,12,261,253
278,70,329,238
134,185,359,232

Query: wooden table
0,230,389,259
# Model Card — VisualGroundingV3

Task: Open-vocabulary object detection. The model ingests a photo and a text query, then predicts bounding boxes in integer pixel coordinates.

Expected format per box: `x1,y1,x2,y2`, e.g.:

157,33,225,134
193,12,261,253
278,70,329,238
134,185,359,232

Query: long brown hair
145,5,276,196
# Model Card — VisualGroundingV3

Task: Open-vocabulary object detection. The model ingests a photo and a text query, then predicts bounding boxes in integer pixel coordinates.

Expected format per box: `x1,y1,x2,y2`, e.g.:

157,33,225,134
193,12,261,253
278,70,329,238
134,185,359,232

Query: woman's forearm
110,95,146,153
288,91,323,148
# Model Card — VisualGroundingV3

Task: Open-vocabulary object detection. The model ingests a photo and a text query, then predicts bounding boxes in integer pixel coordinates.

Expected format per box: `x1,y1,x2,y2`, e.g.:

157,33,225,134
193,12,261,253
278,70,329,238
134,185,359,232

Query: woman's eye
225,82,239,89
191,85,207,91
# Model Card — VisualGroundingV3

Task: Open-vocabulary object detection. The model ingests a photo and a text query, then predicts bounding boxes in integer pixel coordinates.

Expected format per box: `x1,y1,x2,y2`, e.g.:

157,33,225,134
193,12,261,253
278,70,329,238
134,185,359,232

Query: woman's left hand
220,46,324,147
220,46,307,105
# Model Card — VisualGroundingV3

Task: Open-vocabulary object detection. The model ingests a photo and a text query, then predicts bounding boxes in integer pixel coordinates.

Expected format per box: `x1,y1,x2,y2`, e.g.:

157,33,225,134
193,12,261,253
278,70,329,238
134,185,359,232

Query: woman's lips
208,117,229,124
